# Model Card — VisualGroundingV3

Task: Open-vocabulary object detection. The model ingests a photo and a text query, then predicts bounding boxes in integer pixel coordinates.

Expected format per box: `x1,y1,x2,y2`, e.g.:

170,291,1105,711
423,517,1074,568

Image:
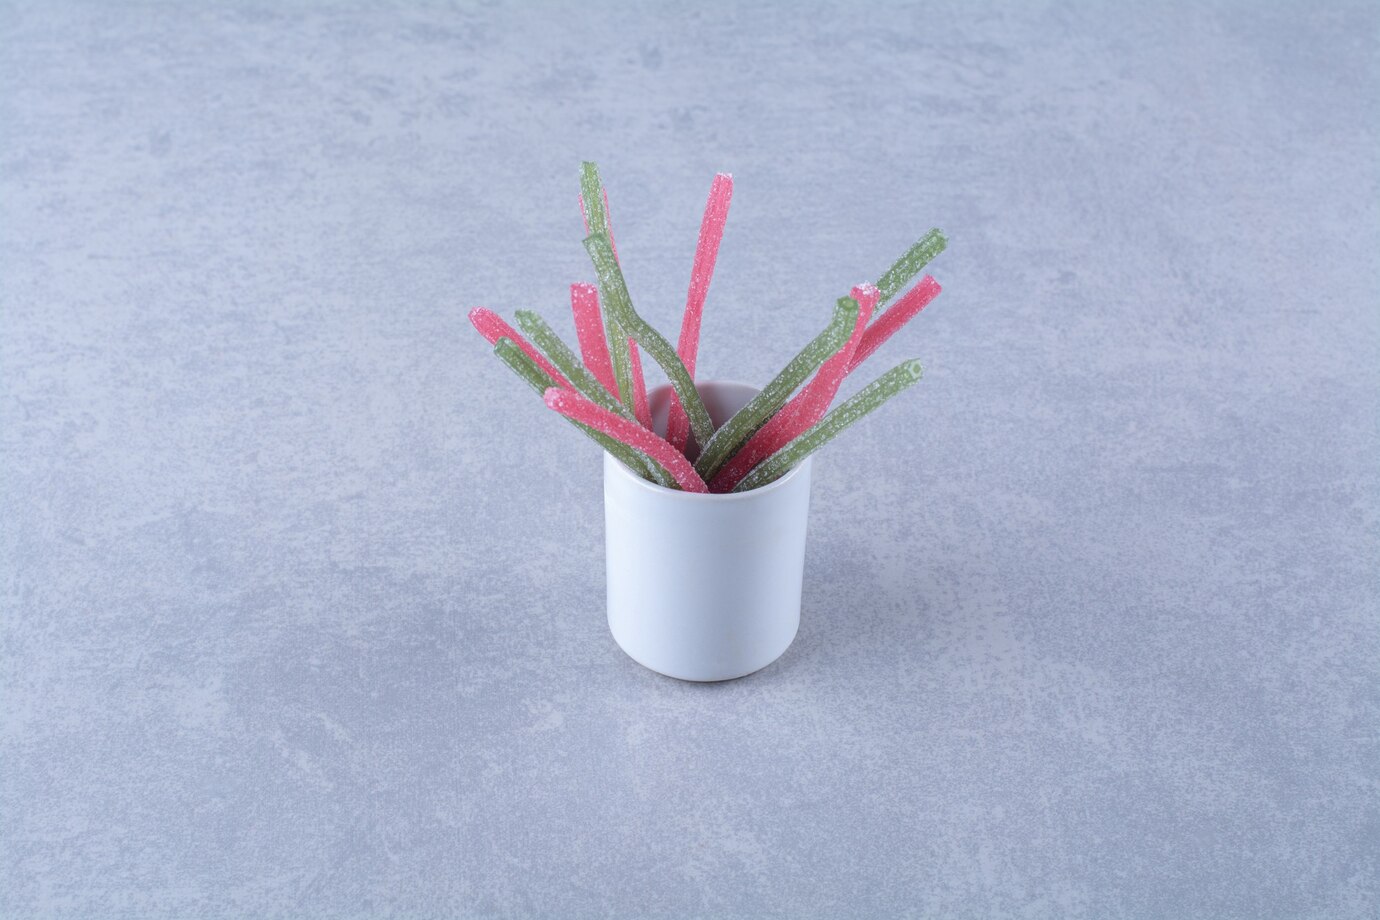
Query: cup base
609,619,800,682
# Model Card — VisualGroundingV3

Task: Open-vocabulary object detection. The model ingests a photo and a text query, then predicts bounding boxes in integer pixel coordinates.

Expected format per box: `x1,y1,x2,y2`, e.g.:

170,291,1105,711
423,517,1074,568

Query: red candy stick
469,307,570,388
847,275,942,372
628,337,652,429
544,388,708,493
710,284,878,492
666,173,734,452
569,283,617,397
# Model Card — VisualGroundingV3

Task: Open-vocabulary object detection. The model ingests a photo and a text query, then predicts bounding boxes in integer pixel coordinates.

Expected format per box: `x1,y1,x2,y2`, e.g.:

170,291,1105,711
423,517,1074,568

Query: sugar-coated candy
693,298,858,482
469,308,570,388
874,229,946,308
544,387,709,492
569,283,617,398
666,172,734,453
492,338,676,488
584,231,715,447
734,359,924,492
628,338,652,429
515,310,632,420
848,275,942,372
579,163,635,410
710,285,878,492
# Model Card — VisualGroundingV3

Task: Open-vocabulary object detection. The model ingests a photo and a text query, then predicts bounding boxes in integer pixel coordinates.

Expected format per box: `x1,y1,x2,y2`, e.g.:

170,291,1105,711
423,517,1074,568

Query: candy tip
543,386,566,408
904,359,924,379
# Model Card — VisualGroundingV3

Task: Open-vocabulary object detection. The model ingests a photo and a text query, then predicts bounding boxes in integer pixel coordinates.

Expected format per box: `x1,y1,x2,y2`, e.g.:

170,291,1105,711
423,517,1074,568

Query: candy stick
848,275,942,372
493,338,675,488
601,189,618,260
569,283,617,397
579,162,635,410
544,388,709,493
874,229,945,309
733,359,924,492
514,310,634,421
710,285,878,492
693,297,858,482
577,189,622,261
584,231,715,447
666,172,734,452
579,163,610,249
627,337,652,428
469,308,570,388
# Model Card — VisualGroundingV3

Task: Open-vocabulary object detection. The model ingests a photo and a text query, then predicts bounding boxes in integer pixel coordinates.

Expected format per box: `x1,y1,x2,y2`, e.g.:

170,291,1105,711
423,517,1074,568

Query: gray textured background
3,1,1378,917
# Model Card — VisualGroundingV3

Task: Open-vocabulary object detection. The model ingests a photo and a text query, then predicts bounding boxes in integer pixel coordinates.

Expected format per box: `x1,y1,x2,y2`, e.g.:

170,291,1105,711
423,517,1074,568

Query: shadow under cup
603,381,812,681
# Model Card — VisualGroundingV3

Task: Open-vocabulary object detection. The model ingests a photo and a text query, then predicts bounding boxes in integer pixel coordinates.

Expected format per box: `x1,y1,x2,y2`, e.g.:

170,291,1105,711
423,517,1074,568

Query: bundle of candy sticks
470,163,945,494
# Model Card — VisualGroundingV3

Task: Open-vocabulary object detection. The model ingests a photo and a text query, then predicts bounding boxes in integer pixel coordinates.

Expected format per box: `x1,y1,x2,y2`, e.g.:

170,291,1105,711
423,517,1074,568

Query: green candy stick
875,228,947,309
579,162,634,411
493,338,676,488
579,161,610,251
584,231,715,447
693,297,859,482
514,310,633,421
733,358,924,492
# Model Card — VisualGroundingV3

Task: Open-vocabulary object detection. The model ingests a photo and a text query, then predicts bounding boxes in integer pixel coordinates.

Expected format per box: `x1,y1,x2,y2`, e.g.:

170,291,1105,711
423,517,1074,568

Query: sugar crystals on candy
492,338,675,488
580,163,636,410
544,387,709,492
711,284,878,492
515,310,633,420
849,275,941,372
693,298,858,483
569,282,617,398
469,307,570,388
666,173,734,452
628,337,652,429
585,231,715,447
733,359,925,492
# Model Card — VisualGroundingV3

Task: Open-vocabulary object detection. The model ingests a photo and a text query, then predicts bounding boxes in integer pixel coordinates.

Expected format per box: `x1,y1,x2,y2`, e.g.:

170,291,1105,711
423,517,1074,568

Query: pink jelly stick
665,173,734,452
544,388,708,492
628,337,652,429
847,275,942,372
569,283,617,397
709,284,878,492
469,307,571,388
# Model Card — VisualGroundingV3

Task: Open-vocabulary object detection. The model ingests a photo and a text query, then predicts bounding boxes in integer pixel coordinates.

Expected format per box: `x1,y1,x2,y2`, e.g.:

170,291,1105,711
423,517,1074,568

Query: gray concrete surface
2,1,1377,917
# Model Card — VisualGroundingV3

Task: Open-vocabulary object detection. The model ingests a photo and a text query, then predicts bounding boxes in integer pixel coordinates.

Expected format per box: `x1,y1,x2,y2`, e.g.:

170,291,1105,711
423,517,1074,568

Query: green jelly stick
494,338,676,488
733,358,924,492
580,161,610,252
579,162,634,410
693,297,859,482
875,228,947,308
584,231,715,446
514,310,633,421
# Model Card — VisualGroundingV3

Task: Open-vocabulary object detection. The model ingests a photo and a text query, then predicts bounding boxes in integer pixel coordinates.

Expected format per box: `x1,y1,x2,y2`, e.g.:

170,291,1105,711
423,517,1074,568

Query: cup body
603,381,812,681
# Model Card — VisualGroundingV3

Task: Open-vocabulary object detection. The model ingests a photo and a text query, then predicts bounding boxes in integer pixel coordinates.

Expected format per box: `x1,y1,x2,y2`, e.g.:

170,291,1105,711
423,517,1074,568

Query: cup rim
607,379,811,501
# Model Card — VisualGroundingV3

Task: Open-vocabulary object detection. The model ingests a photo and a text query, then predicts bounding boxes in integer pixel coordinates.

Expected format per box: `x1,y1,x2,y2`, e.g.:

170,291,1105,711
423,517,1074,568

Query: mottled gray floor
2,1,1377,918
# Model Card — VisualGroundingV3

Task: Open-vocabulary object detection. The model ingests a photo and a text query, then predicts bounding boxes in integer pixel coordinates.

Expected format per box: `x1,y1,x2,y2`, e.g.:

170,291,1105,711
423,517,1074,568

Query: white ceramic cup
603,381,812,681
